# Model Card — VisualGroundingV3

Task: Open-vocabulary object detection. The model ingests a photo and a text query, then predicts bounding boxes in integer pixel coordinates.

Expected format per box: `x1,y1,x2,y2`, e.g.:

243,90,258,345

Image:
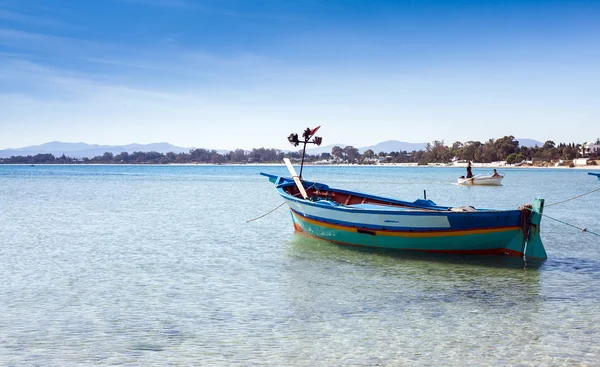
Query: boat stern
524,198,547,260
478,198,546,260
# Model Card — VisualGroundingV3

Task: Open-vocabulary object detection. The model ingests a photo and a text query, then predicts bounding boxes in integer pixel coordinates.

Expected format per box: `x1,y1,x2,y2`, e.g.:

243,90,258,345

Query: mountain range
0,142,193,159
305,141,429,155
0,139,544,158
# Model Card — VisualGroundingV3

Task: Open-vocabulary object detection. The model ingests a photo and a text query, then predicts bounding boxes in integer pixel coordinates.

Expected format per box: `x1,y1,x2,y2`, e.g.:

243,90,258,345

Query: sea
1,164,599,366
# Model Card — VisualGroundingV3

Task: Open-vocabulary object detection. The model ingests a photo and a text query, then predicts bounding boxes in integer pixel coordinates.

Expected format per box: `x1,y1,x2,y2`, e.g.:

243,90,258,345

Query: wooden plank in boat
283,158,308,199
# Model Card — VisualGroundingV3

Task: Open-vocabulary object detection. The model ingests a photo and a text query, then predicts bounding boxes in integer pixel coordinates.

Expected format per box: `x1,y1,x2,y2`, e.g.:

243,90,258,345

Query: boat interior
279,182,477,212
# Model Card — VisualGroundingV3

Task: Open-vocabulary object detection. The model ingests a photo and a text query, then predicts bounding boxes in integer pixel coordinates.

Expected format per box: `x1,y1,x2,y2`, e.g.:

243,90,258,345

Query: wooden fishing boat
457,174,504,186
589,172,600,181
261,127,547,260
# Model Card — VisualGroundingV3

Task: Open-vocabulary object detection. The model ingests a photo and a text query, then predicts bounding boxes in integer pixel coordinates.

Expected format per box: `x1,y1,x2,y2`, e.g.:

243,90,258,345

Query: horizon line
0,137,569,152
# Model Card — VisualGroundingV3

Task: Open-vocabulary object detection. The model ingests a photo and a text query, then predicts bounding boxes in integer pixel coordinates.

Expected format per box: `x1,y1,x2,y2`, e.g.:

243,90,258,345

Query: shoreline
2,163,599,170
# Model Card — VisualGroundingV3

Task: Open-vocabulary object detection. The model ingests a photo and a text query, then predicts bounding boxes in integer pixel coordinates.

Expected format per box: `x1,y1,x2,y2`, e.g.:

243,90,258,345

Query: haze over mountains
0,142,192,159
0,139,545,159
306,141,429,155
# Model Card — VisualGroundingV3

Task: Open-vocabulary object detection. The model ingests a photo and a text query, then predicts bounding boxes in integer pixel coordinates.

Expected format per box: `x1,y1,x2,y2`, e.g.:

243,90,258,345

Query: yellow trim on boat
291,211,520,238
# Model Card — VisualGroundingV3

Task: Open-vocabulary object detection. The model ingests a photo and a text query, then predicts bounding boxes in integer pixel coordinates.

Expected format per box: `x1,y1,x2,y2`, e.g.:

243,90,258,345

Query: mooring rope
530,185,600,236
246,182,319,223
249,180,600,237
245,202,287,223
538,212,600,237
522,206,600,237
546,186,600,207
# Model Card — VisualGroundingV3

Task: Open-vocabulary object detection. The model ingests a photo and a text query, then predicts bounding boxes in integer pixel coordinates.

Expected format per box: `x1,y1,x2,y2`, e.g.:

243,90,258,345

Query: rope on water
523,206,600,237
245,202,286,223
546,186,600,207
247,182,319,223
539,212,600,237
518,183,600,236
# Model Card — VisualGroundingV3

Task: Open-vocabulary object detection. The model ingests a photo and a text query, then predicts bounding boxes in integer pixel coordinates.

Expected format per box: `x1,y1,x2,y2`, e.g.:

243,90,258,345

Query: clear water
1,165,599,366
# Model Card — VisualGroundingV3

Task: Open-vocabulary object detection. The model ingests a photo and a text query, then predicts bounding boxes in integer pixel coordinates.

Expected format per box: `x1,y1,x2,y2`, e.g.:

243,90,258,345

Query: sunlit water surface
1,165,599,366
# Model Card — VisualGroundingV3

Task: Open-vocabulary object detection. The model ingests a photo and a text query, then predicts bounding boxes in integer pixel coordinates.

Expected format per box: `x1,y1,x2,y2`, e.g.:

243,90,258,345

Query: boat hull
458,176,503,186
289,207,526,257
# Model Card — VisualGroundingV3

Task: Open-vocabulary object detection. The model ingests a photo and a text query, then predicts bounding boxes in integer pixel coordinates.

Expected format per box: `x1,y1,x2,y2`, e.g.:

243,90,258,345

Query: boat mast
287,126,322,180
298,128,310,178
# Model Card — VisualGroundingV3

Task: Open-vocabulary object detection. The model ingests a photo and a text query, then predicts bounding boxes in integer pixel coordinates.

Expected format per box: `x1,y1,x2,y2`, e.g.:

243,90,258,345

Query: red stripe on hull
290,208,520,237
292,222,524,257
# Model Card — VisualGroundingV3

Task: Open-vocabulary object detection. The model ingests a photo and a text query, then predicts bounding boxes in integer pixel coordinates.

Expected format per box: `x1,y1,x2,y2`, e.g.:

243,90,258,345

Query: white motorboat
457,174,504,186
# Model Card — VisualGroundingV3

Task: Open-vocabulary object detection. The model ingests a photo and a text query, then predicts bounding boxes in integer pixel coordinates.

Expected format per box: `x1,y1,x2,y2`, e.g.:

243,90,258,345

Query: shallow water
1,165,599,366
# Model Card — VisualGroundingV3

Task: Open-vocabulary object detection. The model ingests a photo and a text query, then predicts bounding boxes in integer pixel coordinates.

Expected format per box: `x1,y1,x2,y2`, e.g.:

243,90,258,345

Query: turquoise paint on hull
291,212,526,256
524,198,547,260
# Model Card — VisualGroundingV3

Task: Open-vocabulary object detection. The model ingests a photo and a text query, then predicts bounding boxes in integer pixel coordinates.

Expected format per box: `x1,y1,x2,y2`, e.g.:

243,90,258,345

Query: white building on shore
585,142,600,156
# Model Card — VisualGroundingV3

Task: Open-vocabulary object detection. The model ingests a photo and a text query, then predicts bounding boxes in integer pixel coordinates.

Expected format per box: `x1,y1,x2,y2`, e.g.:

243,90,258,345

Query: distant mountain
0,141,193,158
515,138,543,148
305,143,347,155
359,140,426,153
306,140,427,155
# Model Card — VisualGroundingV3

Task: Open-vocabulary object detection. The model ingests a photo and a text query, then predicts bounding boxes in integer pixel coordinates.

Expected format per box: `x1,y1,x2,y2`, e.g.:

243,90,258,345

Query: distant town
1,136,599,167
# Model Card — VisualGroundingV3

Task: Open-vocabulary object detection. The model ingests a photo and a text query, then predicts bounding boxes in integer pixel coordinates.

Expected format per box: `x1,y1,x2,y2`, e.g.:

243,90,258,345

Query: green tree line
1,136,598,165
326,136,598,165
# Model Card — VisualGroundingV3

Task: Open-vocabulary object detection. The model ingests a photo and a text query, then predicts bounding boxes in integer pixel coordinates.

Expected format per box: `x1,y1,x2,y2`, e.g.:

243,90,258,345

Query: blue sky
1,0,599,150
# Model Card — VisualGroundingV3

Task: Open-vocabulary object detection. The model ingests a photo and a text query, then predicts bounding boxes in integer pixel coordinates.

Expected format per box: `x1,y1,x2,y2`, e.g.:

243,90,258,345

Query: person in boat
466,162,473,178
492,169,500,177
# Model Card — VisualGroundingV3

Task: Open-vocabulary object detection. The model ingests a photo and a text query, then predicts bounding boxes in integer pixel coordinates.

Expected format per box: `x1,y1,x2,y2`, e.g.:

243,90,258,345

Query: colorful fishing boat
589,172,600,181
261,127,547,260
457,174,504,186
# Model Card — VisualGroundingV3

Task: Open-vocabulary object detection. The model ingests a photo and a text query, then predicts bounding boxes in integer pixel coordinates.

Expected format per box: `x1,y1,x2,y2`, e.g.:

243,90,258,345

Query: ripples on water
1,165,599,366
